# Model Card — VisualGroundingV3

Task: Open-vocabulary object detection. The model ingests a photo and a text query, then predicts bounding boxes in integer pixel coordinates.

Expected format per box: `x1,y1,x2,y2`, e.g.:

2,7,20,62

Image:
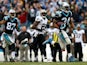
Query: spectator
72,5,80,24
27,5,36,27
79,11,85,22
76,0,83,10
82,1,87,11
3,0,11,10
18,8,28,27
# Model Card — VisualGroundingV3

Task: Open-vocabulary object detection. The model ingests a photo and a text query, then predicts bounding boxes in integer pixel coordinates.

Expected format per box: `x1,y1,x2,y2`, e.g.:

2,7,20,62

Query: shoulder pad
35,16,42,21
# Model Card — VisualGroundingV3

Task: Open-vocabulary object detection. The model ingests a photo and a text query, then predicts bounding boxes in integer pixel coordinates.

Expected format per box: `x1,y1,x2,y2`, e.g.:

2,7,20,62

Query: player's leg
78,43,83,61
9,43,15,62
61,30,71,44
60,30,76,61
19,44,25,61
66,44,71,61
74,43,78,59
37,34,46,62
33,47,38,62
29,43,33,62
52,43,57,62
15,46,19,61
2,35,11,61
4,44,9,61
57,43,62,62
24,45,29,61
33,37,38,62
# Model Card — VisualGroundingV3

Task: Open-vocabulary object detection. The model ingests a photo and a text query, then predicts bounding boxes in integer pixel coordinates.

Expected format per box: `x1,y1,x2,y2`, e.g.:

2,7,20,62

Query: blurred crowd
0,0,87,27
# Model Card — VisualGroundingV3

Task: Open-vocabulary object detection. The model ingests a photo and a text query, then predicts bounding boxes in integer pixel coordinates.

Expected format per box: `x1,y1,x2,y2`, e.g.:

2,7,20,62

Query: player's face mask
65,6,69,11
41,12,47,18
10,13,16,18
62,2,70,12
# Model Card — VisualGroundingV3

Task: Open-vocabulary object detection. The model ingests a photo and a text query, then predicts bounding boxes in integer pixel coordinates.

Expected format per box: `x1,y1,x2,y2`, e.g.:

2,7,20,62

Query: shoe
29,59,32,62
10,58,15,62
43,59,47,62
52,59,56,62
34,58,38,62
68,56,78,62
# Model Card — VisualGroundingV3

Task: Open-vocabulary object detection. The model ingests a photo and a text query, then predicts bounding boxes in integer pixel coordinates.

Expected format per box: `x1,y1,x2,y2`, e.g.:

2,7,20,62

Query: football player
53,2,75,62
31,9,48,62
27,27,38,62
43,22,62,62
0,9,20,62
73,24,86,61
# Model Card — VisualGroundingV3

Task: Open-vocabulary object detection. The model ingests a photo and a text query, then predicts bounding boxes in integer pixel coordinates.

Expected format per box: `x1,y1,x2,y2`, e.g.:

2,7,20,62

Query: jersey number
60,17,70,29
41,24,46,30
62,17,70,23
6,22,16,30
75,34,81,38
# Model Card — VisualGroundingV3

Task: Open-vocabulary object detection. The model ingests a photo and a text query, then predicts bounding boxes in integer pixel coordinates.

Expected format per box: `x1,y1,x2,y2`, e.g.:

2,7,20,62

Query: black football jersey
56,10,72,30
4,16,18,34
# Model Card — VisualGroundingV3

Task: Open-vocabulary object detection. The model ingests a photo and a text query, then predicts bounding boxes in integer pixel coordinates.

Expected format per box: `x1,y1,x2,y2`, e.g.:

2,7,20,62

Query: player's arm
31,16,40,29
0,16,8,25
82,20,87,25
72,30,76,43
0,20,6,25
16,18,21,31
53,11,62,28
16,33,21,47
72,34,75,44
70,17,74,29
82,31,86,43
52,18,59,28
31,21,39,29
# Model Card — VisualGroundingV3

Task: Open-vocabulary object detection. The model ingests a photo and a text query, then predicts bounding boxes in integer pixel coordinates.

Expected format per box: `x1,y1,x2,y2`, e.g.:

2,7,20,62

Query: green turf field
0,62,87,65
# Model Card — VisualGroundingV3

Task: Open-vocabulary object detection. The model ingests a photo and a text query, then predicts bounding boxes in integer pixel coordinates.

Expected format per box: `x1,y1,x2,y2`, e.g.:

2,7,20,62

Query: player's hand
51,41,55,47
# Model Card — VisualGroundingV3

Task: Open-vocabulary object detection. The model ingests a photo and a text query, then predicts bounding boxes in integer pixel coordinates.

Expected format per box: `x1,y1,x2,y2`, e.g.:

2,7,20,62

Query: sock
7,55,10,61
11,51,15,59
68,53,72,58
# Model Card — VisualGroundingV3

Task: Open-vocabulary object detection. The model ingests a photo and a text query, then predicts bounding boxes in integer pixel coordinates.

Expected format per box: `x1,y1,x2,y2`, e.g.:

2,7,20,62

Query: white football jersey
73,29,85,43
46,28,59,38
35,16,48,34
27,29,38,37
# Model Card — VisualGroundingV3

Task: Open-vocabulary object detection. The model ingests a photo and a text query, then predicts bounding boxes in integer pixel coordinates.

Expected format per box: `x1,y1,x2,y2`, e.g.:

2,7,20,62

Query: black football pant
52,43,62,62
30,37,38,59
37,34,46,59
74,42,83,61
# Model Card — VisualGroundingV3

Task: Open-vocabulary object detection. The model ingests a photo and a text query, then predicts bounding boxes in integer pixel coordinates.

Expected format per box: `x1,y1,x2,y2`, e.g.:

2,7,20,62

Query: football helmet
62,2,70,11
40,9,47,18
35,16,42,22
9,9,16,18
